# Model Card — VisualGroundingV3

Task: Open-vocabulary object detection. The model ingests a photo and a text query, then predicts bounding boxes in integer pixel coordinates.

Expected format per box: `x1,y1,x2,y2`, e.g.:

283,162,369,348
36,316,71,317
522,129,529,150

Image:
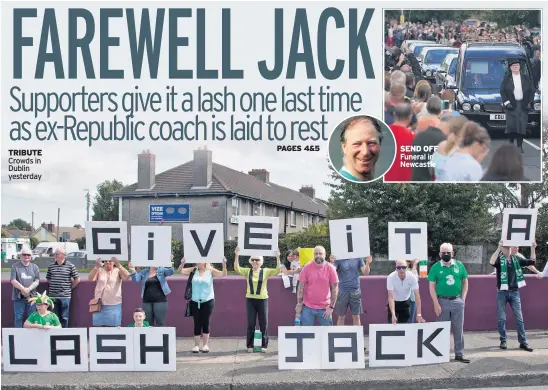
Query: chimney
47,223,55,233
137,150,155,190
299,185,315,199
192,147,213,188
41,222,47,229
248,169,270,183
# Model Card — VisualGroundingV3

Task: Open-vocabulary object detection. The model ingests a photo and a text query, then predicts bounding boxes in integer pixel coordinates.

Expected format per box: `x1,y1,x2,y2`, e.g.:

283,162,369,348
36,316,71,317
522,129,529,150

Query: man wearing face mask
489,240,540,351
428,243,470,363
296,246,339,326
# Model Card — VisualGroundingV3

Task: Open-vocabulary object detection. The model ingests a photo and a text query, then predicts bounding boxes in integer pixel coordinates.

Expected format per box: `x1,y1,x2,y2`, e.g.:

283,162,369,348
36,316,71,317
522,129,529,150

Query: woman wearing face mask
179,258,227,353
500,58,535,153
234,247,280,353
439,122,490,182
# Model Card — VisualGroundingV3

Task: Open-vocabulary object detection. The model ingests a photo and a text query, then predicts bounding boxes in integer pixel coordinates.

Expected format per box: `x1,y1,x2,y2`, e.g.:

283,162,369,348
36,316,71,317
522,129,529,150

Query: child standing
24,291,62,329
127,308,150,327
280,249,302,293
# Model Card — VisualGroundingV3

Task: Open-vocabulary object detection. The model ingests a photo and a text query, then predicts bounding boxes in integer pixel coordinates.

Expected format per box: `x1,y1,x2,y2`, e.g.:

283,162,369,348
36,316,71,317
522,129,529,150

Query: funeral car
448,41,541,135
417,46,459,87
434,53,459,92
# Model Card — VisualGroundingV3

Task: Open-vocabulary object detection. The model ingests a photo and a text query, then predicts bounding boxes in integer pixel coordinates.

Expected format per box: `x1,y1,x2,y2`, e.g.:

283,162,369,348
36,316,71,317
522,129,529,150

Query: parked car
448,42,541,135
417,46,459,86
32,241,80,259
435,53,459,92
67,251,87,259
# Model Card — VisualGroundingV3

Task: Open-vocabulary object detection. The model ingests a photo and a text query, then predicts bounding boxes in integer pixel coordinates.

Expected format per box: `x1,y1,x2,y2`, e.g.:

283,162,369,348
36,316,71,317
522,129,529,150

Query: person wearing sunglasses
427,243,470,363
387,259,425,324
46,248,80,328
234,246,281,353
88,257,130,327
10,247,40,327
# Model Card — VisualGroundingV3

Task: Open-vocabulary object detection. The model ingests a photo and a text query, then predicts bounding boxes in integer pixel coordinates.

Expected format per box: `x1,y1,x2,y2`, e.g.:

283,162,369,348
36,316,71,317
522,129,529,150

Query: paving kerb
1,331,547,389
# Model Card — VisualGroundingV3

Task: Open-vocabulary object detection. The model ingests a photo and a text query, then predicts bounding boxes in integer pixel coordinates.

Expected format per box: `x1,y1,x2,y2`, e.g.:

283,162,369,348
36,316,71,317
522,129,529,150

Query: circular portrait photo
328,115,396,183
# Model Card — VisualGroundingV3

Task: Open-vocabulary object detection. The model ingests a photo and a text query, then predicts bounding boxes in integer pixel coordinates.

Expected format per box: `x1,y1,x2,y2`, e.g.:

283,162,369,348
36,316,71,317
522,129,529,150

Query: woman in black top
500,58,535,153
128,260,174,326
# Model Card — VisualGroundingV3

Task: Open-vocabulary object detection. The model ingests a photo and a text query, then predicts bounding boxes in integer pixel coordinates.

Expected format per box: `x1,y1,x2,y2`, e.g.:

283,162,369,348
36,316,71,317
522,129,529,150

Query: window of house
309,215,313,226
232,198,239,215
302,213,308,228
259,203,265,216
290,211,296,226
273,206,279,217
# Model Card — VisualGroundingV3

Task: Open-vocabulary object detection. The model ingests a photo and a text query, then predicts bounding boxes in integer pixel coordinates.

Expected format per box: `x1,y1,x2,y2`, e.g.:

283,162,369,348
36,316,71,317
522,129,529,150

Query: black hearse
449,41,541,135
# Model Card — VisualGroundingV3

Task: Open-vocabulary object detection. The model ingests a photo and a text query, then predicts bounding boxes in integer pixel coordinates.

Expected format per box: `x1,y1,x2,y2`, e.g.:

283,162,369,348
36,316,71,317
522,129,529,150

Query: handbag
184,268,196,300
183,268,197,317
184,301,192,317
89,297,102,313
89,271,109,313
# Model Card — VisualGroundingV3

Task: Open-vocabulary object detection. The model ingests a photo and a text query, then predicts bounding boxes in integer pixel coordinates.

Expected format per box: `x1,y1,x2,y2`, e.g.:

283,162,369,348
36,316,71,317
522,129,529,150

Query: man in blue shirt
329,255,372,325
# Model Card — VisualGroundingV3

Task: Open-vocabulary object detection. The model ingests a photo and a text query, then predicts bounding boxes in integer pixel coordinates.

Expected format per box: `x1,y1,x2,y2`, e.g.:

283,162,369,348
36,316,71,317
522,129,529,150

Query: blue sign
149,204,190,223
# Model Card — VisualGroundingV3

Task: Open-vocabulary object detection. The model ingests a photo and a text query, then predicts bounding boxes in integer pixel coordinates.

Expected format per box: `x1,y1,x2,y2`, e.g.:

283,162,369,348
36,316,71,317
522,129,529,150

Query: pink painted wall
2,275,547,336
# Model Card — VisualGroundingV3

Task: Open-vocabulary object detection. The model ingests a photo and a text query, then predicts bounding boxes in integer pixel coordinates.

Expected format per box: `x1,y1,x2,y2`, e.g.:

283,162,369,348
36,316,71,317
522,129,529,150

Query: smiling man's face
341,119,381,181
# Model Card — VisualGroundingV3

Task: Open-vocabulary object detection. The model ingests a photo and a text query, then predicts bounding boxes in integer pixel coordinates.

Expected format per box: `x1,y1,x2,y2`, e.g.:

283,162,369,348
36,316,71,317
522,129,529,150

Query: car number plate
489,114,506,120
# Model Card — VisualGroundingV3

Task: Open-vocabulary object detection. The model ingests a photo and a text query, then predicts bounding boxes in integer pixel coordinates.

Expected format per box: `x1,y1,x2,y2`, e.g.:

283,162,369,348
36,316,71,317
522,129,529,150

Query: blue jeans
13,299,36,328
408,301,417,324
301,305,333,326
497,290,526,344
52,298,71,328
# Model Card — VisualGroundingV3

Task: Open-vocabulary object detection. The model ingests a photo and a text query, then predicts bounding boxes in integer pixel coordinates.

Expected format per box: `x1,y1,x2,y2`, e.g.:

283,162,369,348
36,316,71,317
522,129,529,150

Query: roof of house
57,227,86,239
5,229,32,238
113,161,327,216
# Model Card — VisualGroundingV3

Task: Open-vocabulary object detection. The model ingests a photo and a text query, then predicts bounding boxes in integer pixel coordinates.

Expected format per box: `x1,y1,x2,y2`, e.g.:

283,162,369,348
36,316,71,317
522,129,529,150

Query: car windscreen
425,50,457,64
463,58,528,89
33,247,47,254
449,58,457,75
414,45,429,56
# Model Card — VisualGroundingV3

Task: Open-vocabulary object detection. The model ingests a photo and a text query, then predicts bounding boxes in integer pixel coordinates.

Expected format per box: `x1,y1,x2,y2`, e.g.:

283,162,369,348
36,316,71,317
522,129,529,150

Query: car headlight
473,104,481,111
426,70,432,77
534,102,541,111
462,103,471,111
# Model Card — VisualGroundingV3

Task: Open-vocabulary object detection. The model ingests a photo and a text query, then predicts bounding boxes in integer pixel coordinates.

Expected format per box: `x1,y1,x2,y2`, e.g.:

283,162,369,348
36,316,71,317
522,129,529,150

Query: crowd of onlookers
383,18,541,182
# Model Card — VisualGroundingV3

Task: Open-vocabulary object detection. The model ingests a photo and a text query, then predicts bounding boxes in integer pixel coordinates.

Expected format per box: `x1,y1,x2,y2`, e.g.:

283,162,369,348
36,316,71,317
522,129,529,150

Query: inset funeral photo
383,9,542,183
328,115,396,183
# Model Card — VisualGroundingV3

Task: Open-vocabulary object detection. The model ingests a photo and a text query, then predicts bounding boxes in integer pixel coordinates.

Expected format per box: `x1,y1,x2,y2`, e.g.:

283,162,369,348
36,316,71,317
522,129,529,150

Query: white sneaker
202,345,210,353
192,345,199,353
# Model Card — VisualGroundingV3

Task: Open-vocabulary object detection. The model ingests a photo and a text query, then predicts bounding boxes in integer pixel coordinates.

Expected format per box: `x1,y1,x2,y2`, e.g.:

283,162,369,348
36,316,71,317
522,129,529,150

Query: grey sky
1,141,333,227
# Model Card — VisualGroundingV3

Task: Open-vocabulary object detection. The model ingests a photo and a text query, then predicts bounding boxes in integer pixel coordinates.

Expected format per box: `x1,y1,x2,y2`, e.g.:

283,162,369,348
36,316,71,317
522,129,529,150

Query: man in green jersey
24,291,61,329
428,242,470,363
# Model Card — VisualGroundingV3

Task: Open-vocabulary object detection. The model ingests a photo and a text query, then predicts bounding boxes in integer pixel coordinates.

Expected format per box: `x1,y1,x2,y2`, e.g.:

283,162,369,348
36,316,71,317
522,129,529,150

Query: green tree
7,218,33,231
92,180,124,221
74,236,86,250
326,171,496,256
29,237,39,249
